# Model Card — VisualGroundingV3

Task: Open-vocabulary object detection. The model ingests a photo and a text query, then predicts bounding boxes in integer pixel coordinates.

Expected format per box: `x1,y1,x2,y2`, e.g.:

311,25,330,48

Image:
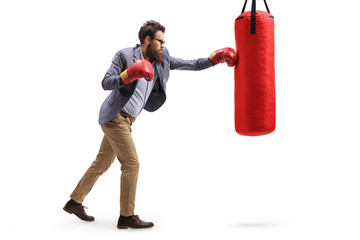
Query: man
63,20,237,229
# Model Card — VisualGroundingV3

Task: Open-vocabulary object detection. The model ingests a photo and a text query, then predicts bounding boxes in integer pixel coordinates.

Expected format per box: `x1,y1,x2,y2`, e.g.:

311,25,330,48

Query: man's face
147,30,165,63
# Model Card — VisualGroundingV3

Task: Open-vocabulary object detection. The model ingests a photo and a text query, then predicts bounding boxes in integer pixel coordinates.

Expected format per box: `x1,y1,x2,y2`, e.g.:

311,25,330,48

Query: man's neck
141,44,151,62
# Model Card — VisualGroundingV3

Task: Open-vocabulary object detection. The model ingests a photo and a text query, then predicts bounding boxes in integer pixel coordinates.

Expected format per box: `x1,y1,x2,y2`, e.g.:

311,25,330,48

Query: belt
120,111,136,124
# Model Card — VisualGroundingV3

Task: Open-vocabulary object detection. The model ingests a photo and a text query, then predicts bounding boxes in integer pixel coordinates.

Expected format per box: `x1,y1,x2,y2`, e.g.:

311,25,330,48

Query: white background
1,0,360,239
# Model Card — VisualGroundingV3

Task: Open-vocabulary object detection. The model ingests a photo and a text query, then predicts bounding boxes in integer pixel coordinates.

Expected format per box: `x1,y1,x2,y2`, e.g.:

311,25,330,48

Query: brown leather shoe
63,200,95,222
117,215,154,229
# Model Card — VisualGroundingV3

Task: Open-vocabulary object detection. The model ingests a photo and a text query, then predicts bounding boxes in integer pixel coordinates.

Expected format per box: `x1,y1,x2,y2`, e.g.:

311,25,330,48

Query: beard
146,43,163,63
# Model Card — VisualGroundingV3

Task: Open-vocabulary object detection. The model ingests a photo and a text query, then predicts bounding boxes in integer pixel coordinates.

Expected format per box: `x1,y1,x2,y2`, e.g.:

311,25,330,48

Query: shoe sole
117,225,128,229
117,224,154,229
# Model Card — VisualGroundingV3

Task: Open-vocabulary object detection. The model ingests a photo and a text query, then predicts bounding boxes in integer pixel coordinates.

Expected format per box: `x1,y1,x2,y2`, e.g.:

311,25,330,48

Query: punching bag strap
241,0,248,13
250,0,256,34
242,0,271,13
241,0,271,34
264,0,271,13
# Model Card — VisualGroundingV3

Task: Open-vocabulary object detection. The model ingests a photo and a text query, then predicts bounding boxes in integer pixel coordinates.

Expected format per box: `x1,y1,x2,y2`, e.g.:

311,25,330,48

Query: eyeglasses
153,38,165,45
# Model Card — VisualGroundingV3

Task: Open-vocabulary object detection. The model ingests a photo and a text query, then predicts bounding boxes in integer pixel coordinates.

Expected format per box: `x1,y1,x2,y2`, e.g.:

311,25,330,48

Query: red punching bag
234,0,275,136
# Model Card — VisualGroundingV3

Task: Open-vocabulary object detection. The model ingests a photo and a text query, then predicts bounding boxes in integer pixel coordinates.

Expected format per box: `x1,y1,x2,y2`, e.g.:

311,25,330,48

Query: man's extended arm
167,47,237,71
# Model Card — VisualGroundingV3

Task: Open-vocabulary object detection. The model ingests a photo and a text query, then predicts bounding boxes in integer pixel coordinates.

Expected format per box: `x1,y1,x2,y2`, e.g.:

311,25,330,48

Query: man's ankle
69,199,81,206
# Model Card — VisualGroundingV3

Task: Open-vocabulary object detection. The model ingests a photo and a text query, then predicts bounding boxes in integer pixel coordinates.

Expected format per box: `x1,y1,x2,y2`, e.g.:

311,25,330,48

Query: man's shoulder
162,47,170,57
115,45,140,57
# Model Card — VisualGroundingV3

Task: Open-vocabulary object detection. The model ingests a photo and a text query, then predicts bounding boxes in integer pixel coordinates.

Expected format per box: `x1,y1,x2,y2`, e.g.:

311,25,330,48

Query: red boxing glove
209,47,237,67
120,59,154,85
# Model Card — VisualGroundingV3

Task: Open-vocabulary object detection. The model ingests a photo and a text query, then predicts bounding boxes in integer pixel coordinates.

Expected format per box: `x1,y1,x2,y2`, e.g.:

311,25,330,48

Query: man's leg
64,135,116,221
101,113,139,217
101,113,153,229
70,135,116,203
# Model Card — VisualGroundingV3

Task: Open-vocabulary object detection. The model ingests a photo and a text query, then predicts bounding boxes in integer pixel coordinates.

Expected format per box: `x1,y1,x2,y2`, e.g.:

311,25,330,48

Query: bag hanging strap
241,0,271,14
241,0,248,13
251,0,256,34
241,0,271,34
264,0,271,13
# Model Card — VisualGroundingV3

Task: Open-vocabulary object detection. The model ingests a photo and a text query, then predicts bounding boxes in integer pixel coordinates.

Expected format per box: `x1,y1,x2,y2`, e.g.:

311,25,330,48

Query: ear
145,36,151,45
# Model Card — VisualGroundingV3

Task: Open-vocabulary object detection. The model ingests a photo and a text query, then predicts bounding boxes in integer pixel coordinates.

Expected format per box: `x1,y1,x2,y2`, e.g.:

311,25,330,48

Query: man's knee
121,159,140,173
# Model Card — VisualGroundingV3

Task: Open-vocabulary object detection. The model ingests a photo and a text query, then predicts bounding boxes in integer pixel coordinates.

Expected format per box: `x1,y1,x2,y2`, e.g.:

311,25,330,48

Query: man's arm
165,48,212,71
167,47,237,71
102,51,154,90
101,51,125,90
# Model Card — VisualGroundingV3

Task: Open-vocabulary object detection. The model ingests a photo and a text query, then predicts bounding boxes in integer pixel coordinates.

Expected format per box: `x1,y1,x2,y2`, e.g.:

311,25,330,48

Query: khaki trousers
70,113,139,217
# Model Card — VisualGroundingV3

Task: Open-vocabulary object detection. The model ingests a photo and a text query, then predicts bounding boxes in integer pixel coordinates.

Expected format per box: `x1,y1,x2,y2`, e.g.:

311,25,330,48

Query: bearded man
63,20,237,229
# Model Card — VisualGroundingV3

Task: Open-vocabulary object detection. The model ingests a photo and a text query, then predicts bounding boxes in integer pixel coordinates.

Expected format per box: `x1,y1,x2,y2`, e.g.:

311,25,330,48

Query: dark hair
138,20,166,44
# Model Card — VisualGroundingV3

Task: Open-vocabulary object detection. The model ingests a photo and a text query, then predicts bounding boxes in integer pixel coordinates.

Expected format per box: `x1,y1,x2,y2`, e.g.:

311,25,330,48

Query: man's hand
120,59,154,85
209,47,237,67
